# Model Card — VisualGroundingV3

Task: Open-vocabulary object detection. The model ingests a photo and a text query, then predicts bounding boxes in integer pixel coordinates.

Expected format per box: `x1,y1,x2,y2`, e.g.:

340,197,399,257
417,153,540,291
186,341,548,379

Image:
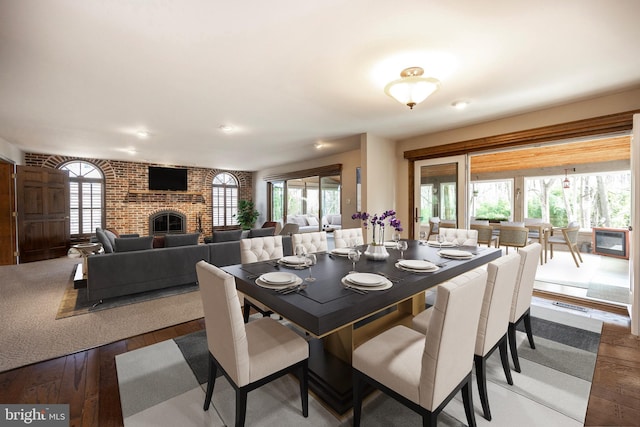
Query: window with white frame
59,161,104,236
212,172,239,227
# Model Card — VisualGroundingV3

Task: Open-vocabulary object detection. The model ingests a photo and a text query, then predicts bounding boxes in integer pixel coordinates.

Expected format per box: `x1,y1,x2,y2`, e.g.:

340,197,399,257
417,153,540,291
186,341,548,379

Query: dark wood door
0,162,17,265
17,166,70,263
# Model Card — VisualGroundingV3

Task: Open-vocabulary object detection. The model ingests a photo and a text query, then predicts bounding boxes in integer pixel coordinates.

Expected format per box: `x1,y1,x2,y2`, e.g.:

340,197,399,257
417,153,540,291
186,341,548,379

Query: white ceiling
1,0,639,171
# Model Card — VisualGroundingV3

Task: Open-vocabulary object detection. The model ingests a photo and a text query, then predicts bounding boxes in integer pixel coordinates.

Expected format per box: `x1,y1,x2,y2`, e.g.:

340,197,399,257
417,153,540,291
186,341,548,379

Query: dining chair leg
508,322,521,373
462,376,477,427
235,387,248,427
242,302,251,323
523,311,536,349
567,245,581,267
298,361,309,417
423,411,438,427
352,371,364,427
499,337,514,385
474,355,491,420
574,244,584,263
203,354,217,410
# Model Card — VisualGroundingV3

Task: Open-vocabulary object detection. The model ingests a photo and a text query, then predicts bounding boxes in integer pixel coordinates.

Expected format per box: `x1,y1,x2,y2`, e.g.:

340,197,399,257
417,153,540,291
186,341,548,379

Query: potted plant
235,200,260,230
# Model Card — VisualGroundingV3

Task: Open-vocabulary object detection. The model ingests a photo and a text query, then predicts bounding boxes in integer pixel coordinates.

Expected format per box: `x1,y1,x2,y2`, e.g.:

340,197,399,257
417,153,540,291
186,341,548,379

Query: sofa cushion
95,229,114,253
248,227,275,238
104,229,118,249
306,216,319,226
212,229,243,243
164,233,200,247
291,215,308,226
114,236,154,252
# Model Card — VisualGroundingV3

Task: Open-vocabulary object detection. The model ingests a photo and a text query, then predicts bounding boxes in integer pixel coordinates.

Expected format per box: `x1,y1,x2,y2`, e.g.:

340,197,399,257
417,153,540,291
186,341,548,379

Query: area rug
116,303,602,427
56,275,199,319
586,282,630,304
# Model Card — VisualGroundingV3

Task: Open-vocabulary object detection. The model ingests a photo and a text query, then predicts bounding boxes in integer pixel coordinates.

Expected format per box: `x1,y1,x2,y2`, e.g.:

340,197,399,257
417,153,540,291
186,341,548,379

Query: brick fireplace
149,209,186,235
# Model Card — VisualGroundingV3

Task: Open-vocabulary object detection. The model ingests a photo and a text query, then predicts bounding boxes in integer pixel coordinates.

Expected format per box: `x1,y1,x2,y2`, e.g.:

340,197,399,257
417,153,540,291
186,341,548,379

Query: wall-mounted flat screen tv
148,166,188,191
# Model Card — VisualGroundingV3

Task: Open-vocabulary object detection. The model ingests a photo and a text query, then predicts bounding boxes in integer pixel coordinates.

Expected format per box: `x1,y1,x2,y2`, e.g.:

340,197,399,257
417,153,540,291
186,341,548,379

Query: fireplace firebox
592,227,629,259
150,210,186,235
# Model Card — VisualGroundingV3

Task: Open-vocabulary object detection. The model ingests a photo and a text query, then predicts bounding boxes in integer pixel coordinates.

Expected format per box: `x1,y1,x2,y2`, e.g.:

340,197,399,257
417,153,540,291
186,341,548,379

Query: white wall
0,137,23,164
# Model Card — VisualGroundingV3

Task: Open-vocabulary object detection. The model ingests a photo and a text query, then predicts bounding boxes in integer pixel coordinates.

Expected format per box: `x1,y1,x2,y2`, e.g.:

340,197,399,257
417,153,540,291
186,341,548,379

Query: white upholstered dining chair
291,231,328,253
239,236,284,322
352,268,488,427
333,228,364,248
439,228,478,246
414,253,521,420
508,242,542,373
196,261,309,427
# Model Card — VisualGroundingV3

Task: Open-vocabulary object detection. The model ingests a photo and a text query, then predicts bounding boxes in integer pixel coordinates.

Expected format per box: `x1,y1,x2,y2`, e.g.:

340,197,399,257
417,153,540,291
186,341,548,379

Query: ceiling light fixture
563,169,571,189
452,100,469,110
314,142,324,149
219,125,234,133
136,130,149,138
384,67,440,109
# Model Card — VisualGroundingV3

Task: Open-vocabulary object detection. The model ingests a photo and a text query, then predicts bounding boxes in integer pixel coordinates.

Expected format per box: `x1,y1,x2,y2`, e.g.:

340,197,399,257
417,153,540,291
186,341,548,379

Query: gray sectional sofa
86,231,292,302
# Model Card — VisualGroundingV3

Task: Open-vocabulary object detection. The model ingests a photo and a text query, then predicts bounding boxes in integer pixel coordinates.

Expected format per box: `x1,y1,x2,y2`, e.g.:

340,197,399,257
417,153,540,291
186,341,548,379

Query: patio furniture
498,226,530,254
548,222,583,268
471,223,499,247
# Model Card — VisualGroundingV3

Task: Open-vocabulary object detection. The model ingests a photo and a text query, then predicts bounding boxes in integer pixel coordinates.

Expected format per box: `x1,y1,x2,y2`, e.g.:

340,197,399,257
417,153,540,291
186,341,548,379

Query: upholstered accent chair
291,231,328,253
333,228,364,248
470,223,499,247
239,236,284,322
439,228,478,246
414,254,521,420
498,225,530,254
508,242,542,373
548,221,583,268
352,269,488,427
195,261,309,427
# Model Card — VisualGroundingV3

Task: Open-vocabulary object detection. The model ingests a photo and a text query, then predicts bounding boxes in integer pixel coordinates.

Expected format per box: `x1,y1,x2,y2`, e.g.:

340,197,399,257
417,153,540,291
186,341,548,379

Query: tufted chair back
240,236,284,263
291,231,328,253
333,228,364,248
438,228,478,246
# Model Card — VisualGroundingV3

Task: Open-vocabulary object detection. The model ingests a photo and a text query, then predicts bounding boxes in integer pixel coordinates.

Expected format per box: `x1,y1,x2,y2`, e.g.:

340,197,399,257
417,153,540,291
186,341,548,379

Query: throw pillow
306,216,319,226
95,229,114,253
164,233,200,247
292,215,308,226
105,228,121,238
104,229,118,250
211,229,243,243
114,236,154,252
248,227,275,238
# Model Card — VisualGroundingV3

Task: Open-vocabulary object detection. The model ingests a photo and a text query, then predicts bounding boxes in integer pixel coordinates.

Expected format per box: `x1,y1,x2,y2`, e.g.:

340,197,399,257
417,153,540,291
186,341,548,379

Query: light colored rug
116,303,602,427
0,257,204,373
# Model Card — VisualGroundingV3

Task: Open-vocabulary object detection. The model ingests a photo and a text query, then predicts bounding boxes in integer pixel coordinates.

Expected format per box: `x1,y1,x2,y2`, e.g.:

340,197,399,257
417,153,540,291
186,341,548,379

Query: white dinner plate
279,256,307,265
259,272,297,284
427,241,456,248
395,262,439,273
341,277,392,291
398,259,436,270
331,248,352,256
255,275,303,290
345,272,385,287
438,249,473,259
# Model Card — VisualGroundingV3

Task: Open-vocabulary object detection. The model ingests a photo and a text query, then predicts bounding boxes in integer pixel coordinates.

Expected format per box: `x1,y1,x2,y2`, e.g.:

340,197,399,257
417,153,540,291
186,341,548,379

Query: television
148,166,188,191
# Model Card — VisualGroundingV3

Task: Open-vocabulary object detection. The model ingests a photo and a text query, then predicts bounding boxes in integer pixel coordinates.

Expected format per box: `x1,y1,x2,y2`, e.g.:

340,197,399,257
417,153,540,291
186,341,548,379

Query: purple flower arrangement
352,210,402,245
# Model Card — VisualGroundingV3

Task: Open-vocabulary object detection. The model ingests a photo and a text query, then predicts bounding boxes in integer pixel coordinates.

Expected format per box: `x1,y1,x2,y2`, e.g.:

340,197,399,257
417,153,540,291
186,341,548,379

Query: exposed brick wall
24,153,254,240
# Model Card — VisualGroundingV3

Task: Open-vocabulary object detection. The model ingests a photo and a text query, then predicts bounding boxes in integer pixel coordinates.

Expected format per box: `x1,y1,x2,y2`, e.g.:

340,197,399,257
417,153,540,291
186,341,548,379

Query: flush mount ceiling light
136,130,150,138
219,125,234,133
384,67,440,109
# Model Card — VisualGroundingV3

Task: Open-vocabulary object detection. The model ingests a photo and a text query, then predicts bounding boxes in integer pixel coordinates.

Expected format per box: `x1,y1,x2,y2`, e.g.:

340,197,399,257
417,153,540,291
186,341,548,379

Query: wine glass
347,248,360,274
437,234,445,250
419,230,427,245
295,245,306,270
392,231,401,244
304,253,317,282
397,240,408,260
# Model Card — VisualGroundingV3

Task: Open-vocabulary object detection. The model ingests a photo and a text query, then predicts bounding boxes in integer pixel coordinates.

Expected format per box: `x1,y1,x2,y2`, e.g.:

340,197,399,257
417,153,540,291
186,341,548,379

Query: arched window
59,161,104,236
212,172,239,227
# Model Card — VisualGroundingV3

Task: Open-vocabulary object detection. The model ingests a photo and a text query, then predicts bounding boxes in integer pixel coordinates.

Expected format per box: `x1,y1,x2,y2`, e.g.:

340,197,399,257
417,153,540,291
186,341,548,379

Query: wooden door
0,162,17,265
17,166,70,263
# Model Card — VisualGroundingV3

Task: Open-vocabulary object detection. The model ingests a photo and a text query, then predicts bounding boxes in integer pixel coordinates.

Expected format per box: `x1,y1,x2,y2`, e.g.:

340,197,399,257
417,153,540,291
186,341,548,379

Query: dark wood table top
223,240,501,337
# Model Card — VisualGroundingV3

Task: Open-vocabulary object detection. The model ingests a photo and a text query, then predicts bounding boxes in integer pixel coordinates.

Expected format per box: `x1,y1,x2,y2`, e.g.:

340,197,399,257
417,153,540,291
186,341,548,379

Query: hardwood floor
1,305,639,426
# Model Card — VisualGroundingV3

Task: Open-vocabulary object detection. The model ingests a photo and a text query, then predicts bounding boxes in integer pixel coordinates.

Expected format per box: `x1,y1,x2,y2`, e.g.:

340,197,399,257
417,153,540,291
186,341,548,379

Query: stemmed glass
437,234,445,250
347,248,360,274
392,231,401,245
295,245,306,270
419,230,427,245
304,253,317,282
397,240,408,260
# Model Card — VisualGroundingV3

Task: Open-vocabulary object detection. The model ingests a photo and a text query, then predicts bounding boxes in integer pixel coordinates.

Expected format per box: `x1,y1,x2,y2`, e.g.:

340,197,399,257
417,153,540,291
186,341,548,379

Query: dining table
222,240,502,414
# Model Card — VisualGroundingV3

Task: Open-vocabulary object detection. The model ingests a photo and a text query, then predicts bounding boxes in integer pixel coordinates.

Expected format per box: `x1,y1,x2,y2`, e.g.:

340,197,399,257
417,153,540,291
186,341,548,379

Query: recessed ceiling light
315,142,324,149
219,125,234,133
451,100,470,110
136,130,150,138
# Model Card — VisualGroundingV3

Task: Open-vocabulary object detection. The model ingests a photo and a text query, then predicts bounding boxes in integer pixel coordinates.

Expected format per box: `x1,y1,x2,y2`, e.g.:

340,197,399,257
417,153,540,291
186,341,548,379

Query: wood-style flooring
1,302,639,426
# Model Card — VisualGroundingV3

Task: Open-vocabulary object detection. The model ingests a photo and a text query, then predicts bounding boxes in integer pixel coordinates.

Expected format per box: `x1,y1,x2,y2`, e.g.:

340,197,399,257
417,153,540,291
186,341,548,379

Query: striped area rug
116,303,602,427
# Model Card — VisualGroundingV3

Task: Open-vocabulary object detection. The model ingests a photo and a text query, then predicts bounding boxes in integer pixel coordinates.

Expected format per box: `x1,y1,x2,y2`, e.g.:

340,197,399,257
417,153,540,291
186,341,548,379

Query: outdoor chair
498,225,530,254
471,223,499,247
548,221,583,268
